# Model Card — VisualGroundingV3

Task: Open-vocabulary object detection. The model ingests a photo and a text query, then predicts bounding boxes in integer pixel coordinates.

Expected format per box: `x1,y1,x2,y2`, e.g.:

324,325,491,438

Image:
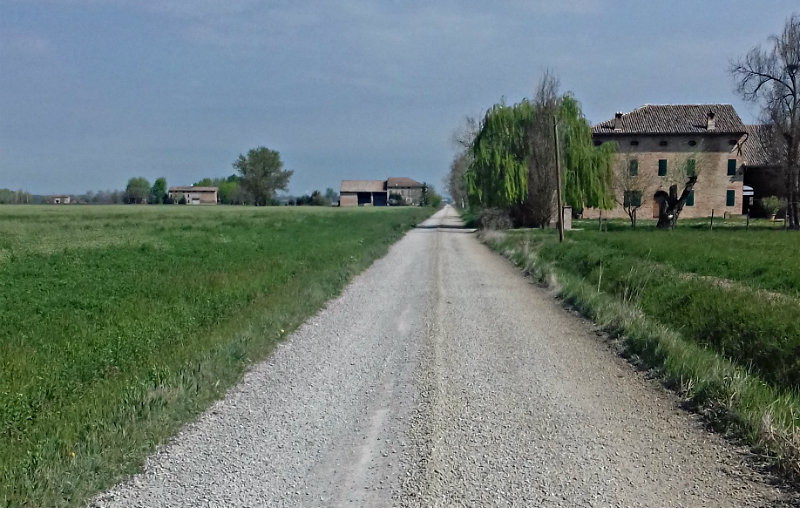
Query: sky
1,1,798,197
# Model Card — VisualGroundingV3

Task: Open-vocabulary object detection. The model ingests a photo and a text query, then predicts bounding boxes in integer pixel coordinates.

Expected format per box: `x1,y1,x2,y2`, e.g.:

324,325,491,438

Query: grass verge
0,205,432,507
484,227,800,478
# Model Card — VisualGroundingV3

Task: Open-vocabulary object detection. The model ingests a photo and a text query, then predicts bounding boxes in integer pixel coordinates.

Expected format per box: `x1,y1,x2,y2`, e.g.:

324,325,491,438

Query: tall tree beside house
150,177,167,204
731,13,800,229
465,100,532,210
124,177,150,204
464,73,615,227
614,155,649,229
324,187,338,205
233,147,293,206
447,152,470,209
559,94,616,212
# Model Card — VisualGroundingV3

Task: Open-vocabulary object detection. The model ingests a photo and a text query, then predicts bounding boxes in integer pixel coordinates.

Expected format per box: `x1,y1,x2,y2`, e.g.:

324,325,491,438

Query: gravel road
92,205,795,507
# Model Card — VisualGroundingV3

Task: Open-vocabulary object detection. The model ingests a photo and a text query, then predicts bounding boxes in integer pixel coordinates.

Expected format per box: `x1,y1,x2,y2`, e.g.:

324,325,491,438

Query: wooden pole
553,116,564,243
710,209,714,231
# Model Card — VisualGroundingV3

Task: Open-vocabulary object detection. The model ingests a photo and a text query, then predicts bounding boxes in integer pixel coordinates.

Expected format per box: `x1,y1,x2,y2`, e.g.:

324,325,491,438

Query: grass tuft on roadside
484,226,800,479
0,205,432,507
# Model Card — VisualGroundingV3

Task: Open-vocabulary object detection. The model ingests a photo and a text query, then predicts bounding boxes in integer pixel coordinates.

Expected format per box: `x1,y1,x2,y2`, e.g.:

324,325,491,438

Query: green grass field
487,219,800,476
0,204,432,507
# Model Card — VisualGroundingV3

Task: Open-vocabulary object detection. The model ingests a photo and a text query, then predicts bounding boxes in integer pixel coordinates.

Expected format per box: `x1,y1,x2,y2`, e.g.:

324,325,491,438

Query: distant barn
168,186,218,205
339,180,387,207
48,195,71,204
339,177,425,207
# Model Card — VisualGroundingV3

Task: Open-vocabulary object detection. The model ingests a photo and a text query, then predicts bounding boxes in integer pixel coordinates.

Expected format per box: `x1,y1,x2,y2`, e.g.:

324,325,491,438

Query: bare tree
730,14,800,228
614,155,653,229
652,153,706,229
521,71,560,227
447,116,479,209
447,152,470,209
451,115,479,150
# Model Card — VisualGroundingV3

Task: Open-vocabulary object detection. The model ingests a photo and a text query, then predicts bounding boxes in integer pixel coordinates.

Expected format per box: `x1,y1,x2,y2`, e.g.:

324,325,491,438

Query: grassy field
0,204,432,507
485,218,800,476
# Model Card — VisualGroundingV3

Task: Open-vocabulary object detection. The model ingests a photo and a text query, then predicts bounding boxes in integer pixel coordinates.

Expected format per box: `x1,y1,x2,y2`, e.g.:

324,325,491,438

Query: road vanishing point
93,206,794,508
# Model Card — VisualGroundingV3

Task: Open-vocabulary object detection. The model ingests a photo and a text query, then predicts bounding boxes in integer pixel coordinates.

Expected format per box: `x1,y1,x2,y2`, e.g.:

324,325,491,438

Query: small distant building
339,180,387,207
387,177,425,205
168,186,218,205
339,177,426,207
48,195,71,204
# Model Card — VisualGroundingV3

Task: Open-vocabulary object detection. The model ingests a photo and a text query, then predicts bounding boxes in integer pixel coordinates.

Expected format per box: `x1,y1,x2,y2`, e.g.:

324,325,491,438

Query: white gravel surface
92,206,796,507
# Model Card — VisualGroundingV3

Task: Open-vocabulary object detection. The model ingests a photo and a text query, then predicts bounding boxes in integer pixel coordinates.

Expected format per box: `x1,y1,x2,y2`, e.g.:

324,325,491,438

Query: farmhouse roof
387,177,424,188
340,180,386,193
168,186,218,192
592,104,746,135
740,124,776,167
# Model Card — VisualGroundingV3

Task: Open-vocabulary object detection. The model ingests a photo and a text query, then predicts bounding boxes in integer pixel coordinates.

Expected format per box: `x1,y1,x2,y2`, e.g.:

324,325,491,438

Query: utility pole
553,116,564,243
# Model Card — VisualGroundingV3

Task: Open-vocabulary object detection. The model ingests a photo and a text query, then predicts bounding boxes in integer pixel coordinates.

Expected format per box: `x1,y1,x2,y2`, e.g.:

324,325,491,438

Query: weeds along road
93,206,793,508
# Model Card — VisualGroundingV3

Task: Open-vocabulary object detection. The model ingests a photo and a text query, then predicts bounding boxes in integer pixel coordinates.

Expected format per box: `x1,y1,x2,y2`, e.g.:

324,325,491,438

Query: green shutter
629,159,638,176
624,190,642,207
686,190,694,206
726,189,735,206
658,159,667,176
727,159,736,176
686,159,696,176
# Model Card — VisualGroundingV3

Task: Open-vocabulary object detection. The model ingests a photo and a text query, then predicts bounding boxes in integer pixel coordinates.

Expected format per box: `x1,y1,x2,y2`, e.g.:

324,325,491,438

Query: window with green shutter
686,159,696,176
726,189,735,206
623,190,642,208
628,159,638,176
658,159,667,176
727,159,736,176
686,190,694,206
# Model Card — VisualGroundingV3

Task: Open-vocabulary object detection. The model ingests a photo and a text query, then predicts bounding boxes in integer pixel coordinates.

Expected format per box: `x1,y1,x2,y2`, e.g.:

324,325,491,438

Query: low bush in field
0,205,431,507
475,208,513,230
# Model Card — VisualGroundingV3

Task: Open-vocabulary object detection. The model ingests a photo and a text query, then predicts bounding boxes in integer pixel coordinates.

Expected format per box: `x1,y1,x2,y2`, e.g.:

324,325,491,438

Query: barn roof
592,104,746,135
168,186,218,192
387,177,424,188
340,180,386,193
740,124,776,167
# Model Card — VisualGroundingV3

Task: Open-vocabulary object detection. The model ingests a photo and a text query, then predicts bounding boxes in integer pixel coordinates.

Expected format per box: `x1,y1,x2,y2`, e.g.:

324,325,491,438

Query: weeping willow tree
559,94,616,212
465,101,533,209
464,80,616,227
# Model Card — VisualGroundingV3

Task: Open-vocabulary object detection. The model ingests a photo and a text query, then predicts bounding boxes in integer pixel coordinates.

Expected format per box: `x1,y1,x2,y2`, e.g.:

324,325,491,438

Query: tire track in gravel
92,206,797,508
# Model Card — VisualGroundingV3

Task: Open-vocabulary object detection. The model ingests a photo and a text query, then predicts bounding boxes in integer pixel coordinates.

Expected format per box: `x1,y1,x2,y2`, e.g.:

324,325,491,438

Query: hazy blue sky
1,1,798,196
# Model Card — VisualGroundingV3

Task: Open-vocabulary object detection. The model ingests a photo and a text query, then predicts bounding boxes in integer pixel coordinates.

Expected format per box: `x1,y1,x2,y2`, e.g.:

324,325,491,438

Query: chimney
613,112,623,131
706,110,716,131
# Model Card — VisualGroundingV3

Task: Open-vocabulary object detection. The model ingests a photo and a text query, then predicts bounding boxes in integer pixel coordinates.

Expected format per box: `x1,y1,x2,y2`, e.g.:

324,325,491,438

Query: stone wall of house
583,134,745,219
389,187,423,205
340,193,358,207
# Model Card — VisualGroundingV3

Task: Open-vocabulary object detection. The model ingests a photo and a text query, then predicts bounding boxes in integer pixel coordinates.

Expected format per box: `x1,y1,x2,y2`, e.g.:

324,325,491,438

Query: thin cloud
0,32,52,57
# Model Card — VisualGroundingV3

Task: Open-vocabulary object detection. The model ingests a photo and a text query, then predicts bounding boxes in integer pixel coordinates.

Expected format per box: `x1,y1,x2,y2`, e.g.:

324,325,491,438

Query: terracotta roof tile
168,186,218,192
592,104,746,135
387,177,424,188
340,180,386,193
741,124,777,167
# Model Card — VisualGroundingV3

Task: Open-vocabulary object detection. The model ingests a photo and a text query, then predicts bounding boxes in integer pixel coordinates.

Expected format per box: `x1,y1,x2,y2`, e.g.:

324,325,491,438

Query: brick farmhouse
168,186,218,205
584,105,746,220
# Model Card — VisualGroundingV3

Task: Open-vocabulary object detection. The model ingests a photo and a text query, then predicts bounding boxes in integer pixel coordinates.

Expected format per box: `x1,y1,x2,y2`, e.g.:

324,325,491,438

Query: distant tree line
0,189,33,204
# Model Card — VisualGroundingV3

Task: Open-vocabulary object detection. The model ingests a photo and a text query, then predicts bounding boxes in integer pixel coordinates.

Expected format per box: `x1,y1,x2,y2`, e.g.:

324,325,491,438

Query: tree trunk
654,176,697,229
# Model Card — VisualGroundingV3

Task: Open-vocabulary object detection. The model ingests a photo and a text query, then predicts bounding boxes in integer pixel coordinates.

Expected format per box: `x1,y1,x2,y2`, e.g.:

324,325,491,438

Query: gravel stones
91,207,796,507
